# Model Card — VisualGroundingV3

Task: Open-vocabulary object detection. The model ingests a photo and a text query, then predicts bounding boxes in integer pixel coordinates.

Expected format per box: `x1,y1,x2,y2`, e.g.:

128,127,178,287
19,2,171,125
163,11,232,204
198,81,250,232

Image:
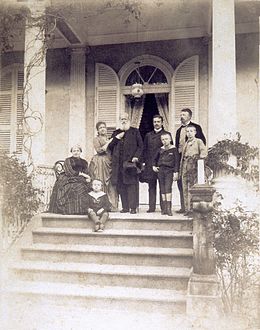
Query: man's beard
119,122,130,131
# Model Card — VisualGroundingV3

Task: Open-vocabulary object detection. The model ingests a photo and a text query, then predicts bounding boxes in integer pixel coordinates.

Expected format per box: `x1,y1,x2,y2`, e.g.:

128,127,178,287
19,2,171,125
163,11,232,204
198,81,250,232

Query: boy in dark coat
87,179,111,232
153,133,180,216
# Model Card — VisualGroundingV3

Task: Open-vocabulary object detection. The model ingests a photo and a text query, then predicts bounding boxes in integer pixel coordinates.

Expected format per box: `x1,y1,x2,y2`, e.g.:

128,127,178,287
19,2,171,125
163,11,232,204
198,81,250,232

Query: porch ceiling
51,0,211,46
5,0,260,49
53,0,260,47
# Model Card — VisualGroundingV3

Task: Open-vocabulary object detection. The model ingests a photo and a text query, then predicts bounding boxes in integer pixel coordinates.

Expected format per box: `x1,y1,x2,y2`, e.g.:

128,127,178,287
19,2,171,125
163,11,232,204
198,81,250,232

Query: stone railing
33,164,56,212
187,159,222,322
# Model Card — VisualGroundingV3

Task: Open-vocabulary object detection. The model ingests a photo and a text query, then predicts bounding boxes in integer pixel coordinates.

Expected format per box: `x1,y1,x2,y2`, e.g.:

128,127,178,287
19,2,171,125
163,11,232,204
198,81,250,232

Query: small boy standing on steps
153,133,180,216
87,179,111,232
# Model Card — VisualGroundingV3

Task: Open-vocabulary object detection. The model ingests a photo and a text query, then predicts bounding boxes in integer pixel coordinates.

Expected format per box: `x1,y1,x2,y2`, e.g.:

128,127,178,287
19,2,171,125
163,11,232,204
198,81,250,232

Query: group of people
49,108,207,231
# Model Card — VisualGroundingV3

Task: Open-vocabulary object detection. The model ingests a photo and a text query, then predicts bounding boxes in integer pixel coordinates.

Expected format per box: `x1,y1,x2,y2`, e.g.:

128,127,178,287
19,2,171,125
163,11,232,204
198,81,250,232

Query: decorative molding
86,27,207,46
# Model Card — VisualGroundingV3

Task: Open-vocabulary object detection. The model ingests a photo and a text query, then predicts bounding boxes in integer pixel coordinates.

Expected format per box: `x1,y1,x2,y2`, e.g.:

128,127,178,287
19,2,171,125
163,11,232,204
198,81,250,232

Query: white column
258,17,260,192
69,47,87,154
211,0,237,144
23,4,46,166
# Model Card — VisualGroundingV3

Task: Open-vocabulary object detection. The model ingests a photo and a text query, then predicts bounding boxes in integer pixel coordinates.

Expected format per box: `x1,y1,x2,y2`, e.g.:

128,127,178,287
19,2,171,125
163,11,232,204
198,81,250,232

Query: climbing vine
206,133,259,184
0,1,145,169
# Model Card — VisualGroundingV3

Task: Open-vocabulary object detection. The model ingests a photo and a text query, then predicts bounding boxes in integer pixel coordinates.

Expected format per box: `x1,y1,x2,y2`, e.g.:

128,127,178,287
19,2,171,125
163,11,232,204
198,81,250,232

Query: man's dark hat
123,161,142,174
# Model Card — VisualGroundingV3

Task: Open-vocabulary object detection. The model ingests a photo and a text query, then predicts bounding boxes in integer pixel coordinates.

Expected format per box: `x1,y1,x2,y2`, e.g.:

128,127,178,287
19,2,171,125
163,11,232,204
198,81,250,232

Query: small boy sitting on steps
87,179,111,232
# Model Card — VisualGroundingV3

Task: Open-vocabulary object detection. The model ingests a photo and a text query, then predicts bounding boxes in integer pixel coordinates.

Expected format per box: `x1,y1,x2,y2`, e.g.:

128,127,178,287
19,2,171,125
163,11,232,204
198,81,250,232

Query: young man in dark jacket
143,115,173,213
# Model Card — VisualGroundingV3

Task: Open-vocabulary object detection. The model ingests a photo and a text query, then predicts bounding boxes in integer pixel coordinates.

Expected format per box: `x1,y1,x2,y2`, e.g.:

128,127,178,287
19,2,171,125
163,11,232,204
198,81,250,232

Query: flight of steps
5,211,193,329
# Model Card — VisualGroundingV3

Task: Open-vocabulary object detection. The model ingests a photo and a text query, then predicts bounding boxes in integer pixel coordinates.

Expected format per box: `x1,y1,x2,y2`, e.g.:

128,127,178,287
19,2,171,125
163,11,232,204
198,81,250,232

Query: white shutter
95,63,119,137
0,72,12,152
172,56,199,134
16,70,24,154
0,65,24,154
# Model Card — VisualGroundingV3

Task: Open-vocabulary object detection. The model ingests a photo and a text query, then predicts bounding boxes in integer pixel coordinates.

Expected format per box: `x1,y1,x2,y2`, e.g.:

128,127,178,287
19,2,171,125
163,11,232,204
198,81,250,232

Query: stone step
4,300,190,330
21,244,193,267
10,261,192,291
5,281,187,315
41,213,192,231
32,228,193,249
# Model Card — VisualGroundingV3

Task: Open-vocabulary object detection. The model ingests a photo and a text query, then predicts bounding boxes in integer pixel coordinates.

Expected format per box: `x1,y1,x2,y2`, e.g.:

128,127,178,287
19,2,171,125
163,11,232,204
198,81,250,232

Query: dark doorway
139,94,159,140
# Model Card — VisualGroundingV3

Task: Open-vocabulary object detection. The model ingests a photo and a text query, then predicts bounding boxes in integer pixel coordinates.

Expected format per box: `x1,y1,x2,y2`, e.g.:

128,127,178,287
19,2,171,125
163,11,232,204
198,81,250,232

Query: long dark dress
49,156,90,214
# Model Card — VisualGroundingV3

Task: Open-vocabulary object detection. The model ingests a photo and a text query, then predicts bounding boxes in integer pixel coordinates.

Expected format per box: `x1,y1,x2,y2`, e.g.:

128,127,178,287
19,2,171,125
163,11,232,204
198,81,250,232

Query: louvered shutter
16,70,24,154
95,64,119,137
0,71,12,152
0,66,24,154
172,56,199,134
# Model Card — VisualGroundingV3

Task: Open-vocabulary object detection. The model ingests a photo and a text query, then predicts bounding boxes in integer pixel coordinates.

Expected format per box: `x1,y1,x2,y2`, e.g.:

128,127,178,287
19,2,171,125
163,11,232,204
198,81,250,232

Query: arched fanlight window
126,65,168,86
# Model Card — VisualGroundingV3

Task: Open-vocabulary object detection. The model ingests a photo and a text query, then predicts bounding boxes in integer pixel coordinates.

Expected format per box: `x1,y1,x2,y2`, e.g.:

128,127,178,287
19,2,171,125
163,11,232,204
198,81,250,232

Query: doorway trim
119,54,173,93
118,55,174,129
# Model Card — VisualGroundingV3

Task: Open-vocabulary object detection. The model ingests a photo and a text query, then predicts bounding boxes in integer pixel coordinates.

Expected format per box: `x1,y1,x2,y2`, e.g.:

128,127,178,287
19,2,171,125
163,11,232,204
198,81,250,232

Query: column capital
69,46,91,56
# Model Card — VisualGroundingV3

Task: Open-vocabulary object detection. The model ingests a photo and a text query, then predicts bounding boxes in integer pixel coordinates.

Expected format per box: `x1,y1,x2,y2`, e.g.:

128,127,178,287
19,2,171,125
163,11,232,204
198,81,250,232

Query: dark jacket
142,128,173,182
153,146,180,173
87,192,111,214
175,121,206,154
108,127,143,185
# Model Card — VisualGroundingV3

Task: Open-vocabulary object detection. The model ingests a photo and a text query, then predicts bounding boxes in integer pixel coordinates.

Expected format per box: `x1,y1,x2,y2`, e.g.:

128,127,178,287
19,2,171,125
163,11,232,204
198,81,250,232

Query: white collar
161,145,174,150
154,128,162,133
182,120,191,127
89,191,106,199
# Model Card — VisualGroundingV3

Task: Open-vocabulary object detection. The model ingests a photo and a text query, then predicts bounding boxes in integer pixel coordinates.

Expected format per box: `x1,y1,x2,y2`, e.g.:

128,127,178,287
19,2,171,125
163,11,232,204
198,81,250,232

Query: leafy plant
0,150,41,247
206,133,259,183
210,194,259,325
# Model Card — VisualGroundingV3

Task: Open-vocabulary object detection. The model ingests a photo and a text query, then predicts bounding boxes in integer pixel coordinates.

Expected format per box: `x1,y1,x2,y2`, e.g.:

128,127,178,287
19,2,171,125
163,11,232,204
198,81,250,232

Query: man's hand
132,157,138,163
152,166,159,173
116,132,125,140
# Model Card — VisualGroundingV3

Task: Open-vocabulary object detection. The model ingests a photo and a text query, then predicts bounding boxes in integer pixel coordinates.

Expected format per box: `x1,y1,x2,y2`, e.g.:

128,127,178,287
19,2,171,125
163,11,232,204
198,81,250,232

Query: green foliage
207,134,259,183
0,151,41,233
210,194,259,322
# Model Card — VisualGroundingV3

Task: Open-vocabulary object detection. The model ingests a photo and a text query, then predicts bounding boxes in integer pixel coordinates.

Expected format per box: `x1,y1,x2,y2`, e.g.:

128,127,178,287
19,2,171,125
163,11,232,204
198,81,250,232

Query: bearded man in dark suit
142,115,173,213
108,113,143,214
175,108,206,213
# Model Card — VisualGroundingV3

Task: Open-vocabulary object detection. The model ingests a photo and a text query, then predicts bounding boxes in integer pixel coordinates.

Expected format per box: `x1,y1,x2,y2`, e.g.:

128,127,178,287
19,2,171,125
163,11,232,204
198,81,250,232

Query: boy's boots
161,201,167,215
99,212,109,230
88,210,100,231
166,201,173,216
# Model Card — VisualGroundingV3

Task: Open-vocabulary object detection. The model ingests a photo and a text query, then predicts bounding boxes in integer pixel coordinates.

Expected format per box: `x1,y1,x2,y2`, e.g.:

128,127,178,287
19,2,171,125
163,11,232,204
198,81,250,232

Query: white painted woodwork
69,47,87,150
211,0,237,144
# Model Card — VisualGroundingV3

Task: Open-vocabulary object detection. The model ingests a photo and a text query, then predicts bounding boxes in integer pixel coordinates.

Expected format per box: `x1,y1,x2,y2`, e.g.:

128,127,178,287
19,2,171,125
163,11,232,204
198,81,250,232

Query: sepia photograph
0,0,259,329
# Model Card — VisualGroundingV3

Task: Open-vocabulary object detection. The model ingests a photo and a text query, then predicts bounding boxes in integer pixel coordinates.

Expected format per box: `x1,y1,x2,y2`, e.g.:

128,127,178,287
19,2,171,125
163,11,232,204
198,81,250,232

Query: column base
187,273,223,323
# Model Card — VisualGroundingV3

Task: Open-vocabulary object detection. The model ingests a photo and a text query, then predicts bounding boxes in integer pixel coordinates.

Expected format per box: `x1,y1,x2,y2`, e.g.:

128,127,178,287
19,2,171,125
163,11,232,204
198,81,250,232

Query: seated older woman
49,145,91,215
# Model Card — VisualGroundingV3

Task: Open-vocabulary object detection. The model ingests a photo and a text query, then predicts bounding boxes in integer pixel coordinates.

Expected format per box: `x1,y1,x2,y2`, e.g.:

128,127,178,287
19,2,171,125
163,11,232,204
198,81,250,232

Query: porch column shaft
211,0,237,144
24,5,46,165
258,18,260,192
69,48,86,153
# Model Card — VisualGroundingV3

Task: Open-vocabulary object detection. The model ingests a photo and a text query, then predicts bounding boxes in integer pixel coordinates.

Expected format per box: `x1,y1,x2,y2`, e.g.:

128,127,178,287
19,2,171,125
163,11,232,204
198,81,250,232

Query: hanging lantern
131,82,144,98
